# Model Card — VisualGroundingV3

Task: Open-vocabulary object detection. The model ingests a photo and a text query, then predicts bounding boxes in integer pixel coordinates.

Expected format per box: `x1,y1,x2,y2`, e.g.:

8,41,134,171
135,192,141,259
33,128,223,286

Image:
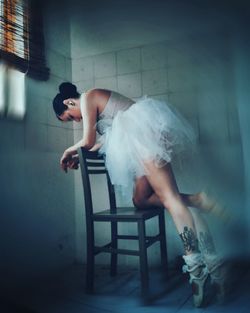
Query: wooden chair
77,147,168,300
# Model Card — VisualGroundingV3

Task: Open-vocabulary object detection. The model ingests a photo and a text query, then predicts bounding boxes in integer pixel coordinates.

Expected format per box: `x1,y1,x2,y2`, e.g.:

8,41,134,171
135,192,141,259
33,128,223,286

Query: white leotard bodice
80,90,135,134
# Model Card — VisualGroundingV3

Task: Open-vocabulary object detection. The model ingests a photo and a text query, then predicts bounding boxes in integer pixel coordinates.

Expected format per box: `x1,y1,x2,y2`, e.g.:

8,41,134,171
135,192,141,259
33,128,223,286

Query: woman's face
59,98,82,122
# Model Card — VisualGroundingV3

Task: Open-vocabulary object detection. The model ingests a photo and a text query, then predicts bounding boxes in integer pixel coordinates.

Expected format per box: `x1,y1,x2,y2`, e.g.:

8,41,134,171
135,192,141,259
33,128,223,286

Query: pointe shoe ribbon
182,263,209,284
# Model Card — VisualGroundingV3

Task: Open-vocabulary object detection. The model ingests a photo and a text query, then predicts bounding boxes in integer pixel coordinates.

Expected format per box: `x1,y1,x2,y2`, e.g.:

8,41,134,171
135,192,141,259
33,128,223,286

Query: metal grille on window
0,0,26,118
0,0,29,72
0,0,49,119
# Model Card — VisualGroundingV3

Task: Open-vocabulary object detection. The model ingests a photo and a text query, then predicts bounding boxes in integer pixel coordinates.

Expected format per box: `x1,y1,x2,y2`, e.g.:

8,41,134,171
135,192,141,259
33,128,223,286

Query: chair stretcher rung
88,169,107,174
146,234,161,248
116,235,139,240
94,234,161,256
94,244,140,256
87,162,105,167
116,235,160,243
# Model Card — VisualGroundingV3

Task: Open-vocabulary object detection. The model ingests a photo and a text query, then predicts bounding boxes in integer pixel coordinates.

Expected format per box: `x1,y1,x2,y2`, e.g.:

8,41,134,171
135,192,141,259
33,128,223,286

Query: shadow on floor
1,258,250,313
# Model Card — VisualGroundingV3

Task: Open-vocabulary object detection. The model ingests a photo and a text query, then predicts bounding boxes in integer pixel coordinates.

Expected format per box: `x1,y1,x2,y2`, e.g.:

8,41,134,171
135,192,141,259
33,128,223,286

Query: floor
1,260,250,313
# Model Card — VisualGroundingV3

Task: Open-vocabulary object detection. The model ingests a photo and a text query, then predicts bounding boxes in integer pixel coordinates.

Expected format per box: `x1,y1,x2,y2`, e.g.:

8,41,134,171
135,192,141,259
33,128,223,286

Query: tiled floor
2,261,250,313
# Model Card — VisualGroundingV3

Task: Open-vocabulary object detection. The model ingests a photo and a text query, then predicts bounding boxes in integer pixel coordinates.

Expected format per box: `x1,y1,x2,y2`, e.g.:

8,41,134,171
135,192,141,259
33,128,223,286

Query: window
0,62,25,119
0,0,26,119
0,0,49,119
0,0,28,63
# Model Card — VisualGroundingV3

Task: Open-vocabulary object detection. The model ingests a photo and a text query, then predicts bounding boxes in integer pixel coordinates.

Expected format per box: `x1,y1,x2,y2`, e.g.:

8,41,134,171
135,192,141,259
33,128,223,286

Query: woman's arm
60,90,98,171
68,136,102,153
89,141,102,151
62,141,102,172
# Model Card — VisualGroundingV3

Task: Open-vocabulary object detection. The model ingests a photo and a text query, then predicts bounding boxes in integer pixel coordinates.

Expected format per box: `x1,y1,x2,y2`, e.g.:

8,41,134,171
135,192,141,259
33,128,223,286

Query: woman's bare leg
139,161,220,306
133,167,218,254
133,164,225,266
133,174,203,209
189,206,227,303
132,176,163,208
189,208,217,255
133,172,228,221
132,170,202,210
140,160,199,255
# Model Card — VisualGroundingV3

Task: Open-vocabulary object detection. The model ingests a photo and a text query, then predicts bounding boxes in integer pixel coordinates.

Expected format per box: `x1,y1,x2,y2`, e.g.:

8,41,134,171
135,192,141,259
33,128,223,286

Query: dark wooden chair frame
77,147,168,299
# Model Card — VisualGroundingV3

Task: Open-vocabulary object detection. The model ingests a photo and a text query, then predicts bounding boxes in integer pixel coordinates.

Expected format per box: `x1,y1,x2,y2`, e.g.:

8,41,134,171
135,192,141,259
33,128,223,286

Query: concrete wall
70,0,245,266
0,1,75,292
1,1,247,292
232,23,250,255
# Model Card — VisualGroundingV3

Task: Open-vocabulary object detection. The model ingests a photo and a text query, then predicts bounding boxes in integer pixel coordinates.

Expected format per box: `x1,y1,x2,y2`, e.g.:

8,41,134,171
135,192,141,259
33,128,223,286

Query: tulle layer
97,96,197,199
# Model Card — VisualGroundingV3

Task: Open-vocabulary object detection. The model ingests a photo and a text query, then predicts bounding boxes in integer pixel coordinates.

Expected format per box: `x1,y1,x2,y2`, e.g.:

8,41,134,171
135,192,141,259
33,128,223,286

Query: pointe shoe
182,253,209,307
203,254,230,304
185,265,209,307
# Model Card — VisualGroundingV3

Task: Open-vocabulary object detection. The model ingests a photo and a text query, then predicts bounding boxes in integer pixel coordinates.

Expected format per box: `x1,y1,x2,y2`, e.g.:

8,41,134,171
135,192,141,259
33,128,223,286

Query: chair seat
93,206,163,221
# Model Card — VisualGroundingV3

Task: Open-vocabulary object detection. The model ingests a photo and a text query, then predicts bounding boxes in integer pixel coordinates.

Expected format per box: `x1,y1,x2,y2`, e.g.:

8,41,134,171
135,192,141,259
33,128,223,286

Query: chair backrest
77,148,117,219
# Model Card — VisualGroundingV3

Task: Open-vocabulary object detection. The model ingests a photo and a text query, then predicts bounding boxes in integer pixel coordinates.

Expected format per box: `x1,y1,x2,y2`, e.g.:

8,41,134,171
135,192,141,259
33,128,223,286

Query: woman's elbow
83,141,95,150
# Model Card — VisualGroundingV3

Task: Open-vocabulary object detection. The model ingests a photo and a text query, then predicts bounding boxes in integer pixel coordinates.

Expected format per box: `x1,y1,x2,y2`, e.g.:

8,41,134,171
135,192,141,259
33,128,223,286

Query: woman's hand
60,148,79,172
68,155,79,170
60,139,99,172
60,150,71,172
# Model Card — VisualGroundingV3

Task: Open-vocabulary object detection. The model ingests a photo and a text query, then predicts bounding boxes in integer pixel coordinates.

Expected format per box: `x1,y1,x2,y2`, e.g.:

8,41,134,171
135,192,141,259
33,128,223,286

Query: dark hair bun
52,82,80,118
59,82,79,99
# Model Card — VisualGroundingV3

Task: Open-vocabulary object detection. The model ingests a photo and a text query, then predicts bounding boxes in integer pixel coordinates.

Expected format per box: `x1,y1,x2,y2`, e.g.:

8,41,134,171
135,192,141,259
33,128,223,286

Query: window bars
0,0,49,81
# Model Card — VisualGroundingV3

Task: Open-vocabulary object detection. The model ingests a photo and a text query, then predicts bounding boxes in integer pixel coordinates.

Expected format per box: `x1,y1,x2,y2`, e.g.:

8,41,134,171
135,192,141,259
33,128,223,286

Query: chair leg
86,225,95,293
110,221,118,276
158,210,168,275
138,220,149,300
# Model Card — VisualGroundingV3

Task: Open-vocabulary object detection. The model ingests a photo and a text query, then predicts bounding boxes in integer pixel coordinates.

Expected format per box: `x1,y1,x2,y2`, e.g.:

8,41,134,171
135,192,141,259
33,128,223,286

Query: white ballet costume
80,91,197,199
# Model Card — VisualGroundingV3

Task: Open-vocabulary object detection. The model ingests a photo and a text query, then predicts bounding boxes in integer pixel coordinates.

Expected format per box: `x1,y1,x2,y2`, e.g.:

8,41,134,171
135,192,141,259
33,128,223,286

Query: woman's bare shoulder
85,88,111,105
85,88,111,97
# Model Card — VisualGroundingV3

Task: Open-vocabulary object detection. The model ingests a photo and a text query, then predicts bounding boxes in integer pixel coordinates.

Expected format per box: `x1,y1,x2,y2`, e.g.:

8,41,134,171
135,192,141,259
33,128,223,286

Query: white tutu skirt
97,96,197,199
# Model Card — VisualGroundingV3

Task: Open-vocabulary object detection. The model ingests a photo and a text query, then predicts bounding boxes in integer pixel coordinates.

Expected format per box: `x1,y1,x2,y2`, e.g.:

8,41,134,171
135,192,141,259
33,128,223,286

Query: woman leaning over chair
52,82,229,308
